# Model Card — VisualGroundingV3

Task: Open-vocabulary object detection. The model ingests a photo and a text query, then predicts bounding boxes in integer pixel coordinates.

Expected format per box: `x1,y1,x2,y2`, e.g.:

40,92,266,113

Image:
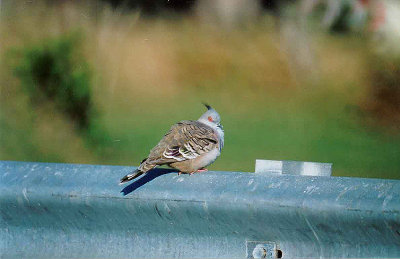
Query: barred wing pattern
138,120,219,172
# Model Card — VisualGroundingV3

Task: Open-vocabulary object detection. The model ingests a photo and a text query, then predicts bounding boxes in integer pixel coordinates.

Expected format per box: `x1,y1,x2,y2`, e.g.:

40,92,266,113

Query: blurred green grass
0,1,399,179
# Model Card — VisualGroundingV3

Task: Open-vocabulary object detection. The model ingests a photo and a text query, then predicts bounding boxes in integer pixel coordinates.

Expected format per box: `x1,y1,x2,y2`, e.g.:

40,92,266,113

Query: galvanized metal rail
1,161,399,258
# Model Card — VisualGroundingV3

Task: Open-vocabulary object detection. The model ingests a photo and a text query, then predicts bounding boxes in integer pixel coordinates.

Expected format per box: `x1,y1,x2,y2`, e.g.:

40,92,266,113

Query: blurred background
1,0,399,179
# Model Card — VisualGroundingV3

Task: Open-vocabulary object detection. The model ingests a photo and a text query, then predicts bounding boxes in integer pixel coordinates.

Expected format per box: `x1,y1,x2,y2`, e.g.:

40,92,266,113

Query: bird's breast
197,148,220,168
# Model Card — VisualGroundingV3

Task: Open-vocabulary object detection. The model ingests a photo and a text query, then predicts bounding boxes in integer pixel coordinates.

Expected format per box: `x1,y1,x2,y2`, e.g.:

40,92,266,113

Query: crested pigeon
120,104,224,184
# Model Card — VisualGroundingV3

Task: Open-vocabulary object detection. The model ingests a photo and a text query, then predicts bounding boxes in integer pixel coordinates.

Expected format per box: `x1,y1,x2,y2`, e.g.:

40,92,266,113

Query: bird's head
198,103,222,127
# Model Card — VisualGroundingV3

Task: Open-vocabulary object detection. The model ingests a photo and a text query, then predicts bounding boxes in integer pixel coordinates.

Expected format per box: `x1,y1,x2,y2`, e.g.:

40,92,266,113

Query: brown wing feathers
120,120,218,183
139,120,218,172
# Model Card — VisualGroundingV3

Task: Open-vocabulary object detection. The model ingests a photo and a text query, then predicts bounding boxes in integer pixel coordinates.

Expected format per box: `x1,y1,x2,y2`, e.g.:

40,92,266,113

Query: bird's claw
189,168,208,175
180,168,208,176
196,168,208,173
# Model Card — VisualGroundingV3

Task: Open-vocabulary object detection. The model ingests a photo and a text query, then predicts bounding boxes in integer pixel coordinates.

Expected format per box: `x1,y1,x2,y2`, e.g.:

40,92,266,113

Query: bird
120,104,224,184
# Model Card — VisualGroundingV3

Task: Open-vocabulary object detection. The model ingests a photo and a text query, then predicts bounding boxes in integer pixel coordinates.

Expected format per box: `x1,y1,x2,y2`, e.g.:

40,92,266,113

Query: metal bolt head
252,244,267,259
246,241,277,259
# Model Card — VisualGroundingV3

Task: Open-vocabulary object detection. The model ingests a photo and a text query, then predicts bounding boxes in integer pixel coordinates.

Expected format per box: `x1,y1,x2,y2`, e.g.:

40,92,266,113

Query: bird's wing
145,120,219,166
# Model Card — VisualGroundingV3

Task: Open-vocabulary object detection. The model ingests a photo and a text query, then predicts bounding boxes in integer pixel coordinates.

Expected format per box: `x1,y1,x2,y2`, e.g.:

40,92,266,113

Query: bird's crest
202,102,212,110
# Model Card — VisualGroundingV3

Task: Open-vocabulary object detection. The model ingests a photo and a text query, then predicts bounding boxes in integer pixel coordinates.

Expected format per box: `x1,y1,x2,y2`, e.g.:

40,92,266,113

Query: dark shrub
13,34,93,130
367,52,400,128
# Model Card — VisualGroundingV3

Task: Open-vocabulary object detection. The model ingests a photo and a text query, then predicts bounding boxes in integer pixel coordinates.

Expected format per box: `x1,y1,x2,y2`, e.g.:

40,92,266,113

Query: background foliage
0,0,399,179
12,34,93,130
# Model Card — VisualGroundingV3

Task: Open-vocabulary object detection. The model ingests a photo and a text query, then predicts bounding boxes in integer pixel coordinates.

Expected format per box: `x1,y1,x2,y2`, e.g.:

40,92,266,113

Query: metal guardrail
1,160,399,258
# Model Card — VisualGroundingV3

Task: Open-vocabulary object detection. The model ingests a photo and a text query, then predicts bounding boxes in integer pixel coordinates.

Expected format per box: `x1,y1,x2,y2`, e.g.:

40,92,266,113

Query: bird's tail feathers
119,169,144,185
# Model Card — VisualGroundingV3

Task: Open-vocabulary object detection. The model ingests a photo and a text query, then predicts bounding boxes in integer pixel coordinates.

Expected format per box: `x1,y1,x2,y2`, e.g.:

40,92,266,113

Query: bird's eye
208,116,213,122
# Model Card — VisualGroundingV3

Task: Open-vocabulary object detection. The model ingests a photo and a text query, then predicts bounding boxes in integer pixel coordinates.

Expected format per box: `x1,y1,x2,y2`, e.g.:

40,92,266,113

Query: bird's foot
188,168,208,175
178,172,183,175
196,168,208,173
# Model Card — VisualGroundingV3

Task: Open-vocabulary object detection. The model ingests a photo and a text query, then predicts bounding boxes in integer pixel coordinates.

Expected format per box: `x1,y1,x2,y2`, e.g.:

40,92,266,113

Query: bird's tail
119,169,144,185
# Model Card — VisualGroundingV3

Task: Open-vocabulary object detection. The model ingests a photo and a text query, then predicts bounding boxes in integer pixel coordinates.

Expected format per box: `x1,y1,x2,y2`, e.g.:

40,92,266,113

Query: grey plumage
120,104,224,184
